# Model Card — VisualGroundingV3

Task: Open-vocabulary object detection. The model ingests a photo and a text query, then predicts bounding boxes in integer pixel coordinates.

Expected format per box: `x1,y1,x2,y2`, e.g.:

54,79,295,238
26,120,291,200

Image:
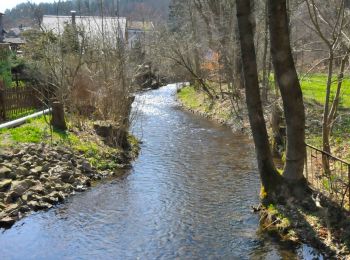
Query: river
0,84,322,259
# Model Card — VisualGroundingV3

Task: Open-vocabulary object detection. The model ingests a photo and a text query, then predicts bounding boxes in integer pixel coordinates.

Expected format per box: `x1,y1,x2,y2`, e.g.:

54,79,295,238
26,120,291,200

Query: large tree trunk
268,0,306,182
236,0,281,194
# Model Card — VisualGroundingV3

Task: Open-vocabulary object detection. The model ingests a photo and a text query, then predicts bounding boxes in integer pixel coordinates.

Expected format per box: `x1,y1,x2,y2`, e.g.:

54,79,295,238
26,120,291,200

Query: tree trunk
261,0,269,103
328,53,349,130
236,0,281,194
51,101,67,131
322,51,334,155
269,0,306,182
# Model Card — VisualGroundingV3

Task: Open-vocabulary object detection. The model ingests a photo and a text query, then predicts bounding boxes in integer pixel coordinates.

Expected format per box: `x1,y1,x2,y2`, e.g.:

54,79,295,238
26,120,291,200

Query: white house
42,11,127,43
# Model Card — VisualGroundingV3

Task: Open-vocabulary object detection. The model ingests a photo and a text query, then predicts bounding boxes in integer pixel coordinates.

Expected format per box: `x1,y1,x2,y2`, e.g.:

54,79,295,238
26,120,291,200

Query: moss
260,186,268,199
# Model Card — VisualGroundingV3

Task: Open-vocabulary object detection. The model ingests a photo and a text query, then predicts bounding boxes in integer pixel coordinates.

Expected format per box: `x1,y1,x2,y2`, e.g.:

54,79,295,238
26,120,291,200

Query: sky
0,0,56,13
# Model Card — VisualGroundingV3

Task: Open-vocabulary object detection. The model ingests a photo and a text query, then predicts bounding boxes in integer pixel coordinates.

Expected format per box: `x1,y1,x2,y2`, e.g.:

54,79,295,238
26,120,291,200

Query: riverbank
0,116,139,228
176,85,250,133
177,83,350,258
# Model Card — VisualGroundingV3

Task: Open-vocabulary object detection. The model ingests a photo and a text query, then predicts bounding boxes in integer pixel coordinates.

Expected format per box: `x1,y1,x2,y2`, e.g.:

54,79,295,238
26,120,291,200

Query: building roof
127,21,154,31
42,15,127,40
4,37,26,44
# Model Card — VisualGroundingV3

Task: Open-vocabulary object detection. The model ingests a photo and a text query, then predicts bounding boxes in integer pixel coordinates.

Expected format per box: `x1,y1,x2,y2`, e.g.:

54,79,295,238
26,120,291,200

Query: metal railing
305,143,350,210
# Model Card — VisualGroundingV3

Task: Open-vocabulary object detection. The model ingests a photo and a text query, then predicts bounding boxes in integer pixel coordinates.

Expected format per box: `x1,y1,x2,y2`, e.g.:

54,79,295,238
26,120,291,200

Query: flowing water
0,84,322,259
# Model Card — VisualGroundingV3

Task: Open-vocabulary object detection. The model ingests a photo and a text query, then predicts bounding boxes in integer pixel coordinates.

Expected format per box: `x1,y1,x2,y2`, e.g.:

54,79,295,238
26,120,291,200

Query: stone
11,180,35,196
0,179,12,192
15,166,29,177
19,205,30,213
75,185,87,192
4,191,20,204
62,175,75,184
0,216,16,227
29,184,44,194
21,161,31,168
0,166,11,179
27,201,52,211
80,160,92,172
42,195,58,204
30,166,43,176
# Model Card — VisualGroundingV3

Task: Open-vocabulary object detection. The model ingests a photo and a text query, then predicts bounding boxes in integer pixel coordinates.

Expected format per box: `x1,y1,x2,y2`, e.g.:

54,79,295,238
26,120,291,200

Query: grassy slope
177,75,350,161
177,85,242,127
300,74,350,108
300,75,350,161
0,116,138,171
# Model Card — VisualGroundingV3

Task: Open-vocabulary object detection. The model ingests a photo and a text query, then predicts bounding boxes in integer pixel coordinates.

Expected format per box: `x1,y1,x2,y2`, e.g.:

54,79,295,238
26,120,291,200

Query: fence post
305,145,308,180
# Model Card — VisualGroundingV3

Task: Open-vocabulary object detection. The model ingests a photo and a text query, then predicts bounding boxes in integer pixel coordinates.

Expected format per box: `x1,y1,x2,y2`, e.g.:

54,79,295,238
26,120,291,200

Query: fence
305,143,350,210
0,85,49,123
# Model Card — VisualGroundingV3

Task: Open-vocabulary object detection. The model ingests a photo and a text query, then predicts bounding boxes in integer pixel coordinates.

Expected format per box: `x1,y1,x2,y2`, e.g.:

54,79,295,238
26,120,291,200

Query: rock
0,166,11,179
27,201,52,211
29,184,44,194
4,191,20,204
42,195,58,204
62,175,75,184
19,205,30,213
75,185,87,192
0,179,12,192
15,166,30,178
30,166,43,176
0,202,6,210
0,216,16,227
80,160,92,173
11,180,35,196
21,161,31,168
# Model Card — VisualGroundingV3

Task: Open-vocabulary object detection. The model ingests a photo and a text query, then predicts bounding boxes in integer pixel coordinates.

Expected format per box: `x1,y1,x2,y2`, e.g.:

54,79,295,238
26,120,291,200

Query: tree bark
51,101,67,131
269,0,306,182
236,0,281,193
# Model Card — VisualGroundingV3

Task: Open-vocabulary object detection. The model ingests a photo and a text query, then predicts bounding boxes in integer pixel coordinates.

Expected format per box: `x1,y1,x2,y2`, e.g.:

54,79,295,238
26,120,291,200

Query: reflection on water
0,84,322,259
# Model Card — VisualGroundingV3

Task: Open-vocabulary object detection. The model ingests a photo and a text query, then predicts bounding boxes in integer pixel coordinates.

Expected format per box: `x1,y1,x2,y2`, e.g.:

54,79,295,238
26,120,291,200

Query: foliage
0,48,12,87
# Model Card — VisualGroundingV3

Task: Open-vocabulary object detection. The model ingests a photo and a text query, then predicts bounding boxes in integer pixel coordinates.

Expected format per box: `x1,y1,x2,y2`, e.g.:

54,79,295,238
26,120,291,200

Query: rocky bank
0,142,133,228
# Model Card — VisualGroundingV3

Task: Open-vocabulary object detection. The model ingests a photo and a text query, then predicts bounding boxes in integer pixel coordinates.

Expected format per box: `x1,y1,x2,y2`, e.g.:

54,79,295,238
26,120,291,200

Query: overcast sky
0,0,56,13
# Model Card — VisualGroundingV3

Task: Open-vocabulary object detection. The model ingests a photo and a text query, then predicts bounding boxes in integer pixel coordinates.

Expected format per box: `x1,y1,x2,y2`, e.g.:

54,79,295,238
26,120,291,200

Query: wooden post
50,101,67,131
305,145,308,180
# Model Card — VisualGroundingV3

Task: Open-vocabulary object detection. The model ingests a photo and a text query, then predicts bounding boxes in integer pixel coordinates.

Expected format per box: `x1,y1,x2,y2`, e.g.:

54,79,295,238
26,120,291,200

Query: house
126,20,154,48
42,11,127,42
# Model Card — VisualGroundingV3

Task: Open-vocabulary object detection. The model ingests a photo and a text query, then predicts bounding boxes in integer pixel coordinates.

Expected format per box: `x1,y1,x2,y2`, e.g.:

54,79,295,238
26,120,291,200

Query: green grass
7,108,37,121
0,116,132,171
300,74,350,108
177,86,204,109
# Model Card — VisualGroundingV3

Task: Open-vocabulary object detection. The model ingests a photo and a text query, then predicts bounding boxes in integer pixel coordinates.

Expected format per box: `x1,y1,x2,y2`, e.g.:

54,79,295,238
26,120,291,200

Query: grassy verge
0,116,139,171
177,84,246,131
